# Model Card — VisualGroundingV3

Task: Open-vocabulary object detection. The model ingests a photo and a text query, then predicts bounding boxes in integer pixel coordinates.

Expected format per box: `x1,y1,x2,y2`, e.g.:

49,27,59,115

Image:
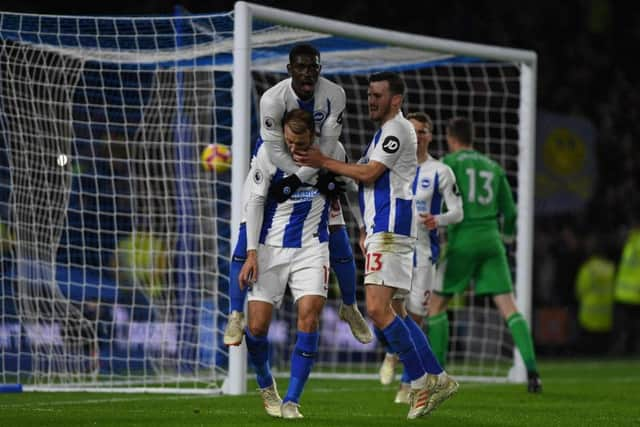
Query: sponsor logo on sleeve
382,136,400,153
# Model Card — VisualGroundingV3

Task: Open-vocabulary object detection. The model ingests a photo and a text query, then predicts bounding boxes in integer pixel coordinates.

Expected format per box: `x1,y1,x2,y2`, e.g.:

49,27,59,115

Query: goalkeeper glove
315,172,345,200
269,174,302,203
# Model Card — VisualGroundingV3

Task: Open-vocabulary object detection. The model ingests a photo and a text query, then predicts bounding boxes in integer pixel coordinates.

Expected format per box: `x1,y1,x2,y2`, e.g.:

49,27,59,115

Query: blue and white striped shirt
413,155,462,266
244,145,330,249
359,112,417,239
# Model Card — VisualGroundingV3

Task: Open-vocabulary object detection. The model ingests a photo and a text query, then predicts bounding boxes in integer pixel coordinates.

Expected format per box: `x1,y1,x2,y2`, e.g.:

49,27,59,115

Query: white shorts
405,264,440,316
328,198,345,227
248,243,329,308
364,233,414,296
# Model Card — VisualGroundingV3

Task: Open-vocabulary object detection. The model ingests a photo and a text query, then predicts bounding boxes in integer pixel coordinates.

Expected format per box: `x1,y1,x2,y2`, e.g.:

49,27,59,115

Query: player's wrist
246,249,258,258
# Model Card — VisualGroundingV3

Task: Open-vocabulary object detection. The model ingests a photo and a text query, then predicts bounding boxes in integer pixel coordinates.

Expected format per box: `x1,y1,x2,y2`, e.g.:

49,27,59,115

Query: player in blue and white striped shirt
295,72,458,420
238,109,336,419
378,112,464,403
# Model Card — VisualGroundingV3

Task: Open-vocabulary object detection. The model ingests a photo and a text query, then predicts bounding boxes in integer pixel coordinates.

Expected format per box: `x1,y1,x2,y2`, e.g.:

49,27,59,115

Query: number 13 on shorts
365,252,383,273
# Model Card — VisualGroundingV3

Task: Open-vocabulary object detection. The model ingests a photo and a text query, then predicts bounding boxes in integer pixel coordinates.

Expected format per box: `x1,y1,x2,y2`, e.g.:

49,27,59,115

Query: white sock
411,373,428,389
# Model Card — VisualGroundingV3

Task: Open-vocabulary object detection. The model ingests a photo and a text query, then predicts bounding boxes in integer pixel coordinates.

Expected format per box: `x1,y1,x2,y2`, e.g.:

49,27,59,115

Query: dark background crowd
2,0,639,356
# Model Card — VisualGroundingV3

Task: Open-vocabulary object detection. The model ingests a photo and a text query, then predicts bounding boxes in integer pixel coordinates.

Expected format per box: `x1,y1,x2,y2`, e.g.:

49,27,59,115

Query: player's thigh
475,247,513,295
441,248,475,295
248,245,291,308
407,264,437,317
288,244,330,303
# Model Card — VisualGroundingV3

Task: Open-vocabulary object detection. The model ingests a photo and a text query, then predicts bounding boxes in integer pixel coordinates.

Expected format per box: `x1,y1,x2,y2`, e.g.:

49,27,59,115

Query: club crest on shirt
313,110,327,123
421,178,431,188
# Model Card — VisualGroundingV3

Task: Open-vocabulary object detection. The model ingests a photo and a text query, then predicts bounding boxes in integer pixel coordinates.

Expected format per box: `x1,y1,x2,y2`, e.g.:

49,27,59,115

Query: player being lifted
223,43,372,347
427,117,542,393
296,72,458,420
238,109,337,419
378,112,463,404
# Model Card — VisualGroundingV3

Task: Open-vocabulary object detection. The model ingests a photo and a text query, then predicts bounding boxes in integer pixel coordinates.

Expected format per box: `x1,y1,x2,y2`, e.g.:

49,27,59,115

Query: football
201,143,231,173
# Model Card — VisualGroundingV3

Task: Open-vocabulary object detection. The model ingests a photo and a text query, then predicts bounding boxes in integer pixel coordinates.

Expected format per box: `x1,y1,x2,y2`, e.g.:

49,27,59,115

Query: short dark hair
289,43,320,63
406,112,433,132
283,108,314,134
446,117,473,146
368,71,406,97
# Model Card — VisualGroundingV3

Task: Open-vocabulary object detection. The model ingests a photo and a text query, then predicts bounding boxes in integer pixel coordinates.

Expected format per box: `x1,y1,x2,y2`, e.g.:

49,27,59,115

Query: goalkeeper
427,117,542,393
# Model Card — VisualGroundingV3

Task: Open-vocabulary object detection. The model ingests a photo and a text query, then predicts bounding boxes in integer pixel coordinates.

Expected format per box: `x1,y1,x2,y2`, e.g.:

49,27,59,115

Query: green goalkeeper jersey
443,149,516,247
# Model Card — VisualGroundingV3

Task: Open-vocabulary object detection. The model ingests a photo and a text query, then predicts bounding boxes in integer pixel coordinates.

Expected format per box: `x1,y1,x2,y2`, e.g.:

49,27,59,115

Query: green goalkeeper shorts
439,237,513,296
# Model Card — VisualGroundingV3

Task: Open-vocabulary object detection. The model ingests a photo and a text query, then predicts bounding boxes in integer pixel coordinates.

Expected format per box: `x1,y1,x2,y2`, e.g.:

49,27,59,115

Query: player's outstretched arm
294,146,386,185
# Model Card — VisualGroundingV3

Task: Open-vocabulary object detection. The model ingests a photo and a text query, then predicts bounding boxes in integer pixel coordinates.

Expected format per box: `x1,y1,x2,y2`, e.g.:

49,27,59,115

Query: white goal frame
228,1,537,395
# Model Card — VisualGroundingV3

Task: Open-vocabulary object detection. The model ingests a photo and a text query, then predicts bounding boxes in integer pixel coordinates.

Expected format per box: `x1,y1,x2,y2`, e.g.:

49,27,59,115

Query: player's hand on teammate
269,174,303,203
419,213,438,230
238,250,258,290
315,172,345,200
293,145,325,168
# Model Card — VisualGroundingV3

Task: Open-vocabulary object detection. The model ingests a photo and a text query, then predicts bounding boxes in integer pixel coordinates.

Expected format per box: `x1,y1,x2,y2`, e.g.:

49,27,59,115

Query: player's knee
366,302,391,325
246,321,269,337
297,315,320,333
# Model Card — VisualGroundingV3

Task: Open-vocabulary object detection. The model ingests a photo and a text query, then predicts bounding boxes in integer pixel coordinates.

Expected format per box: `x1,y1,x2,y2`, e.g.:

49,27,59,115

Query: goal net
0,3,535,393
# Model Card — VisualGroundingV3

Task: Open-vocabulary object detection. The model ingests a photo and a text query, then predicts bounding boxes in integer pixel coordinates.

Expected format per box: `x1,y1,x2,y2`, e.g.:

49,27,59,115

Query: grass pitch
2,359,639,427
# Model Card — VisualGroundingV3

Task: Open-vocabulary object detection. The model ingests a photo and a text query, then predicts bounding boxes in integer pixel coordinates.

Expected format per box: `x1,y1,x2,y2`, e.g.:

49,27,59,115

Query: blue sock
402,316,443,375
329,227,356,305
374,326,393,354
229,259,247,312
380,316,425,381
244,328,272,389
229,223,248,313
284,331,319,404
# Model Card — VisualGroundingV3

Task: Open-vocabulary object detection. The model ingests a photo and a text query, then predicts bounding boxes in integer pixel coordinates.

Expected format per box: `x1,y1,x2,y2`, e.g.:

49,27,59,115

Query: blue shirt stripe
282,200,313,247
259,169,284,244
394,198,413,236
429,172,441,263
316,200,331,243
372,169,391,233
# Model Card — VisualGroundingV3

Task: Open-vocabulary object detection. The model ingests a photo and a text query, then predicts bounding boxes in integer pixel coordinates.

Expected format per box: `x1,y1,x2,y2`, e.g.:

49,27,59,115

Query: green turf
2,359,639,426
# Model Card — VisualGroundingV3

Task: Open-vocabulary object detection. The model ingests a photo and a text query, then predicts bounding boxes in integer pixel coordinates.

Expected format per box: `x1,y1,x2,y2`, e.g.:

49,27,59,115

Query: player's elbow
358,173,377,185
358,163,385,185
452,209,464,224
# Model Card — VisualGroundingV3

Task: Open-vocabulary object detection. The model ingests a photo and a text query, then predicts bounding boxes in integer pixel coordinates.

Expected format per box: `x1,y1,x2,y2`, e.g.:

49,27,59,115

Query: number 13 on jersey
365,252,383,273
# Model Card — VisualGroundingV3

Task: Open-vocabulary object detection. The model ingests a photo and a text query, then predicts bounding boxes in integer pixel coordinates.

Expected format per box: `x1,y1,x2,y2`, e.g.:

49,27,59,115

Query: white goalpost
0,2,536,395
